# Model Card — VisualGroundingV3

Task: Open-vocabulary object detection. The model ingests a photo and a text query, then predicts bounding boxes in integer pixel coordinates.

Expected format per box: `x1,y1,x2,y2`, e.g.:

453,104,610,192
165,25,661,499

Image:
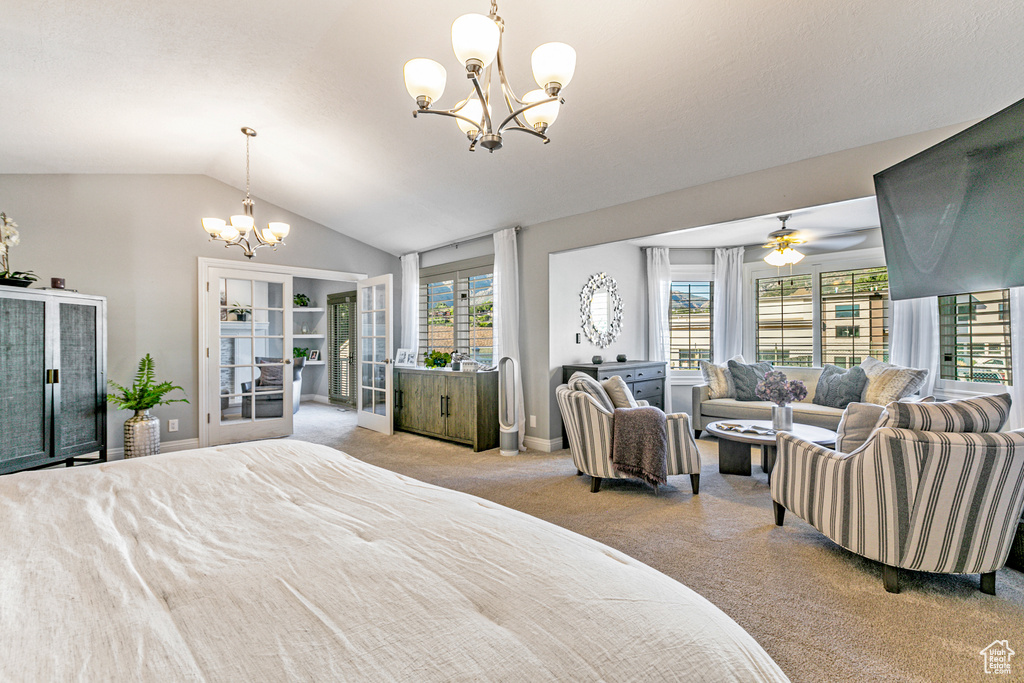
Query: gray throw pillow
256,357,285,387
813,365,868,409
727,360,773,401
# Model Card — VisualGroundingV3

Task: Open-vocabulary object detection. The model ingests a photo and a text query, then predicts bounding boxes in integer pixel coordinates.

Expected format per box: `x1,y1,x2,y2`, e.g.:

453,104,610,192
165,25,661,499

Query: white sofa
692,365,842,435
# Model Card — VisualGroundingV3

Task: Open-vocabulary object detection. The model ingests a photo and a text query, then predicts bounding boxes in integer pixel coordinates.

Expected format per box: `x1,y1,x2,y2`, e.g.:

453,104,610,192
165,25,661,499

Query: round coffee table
705,419,837,476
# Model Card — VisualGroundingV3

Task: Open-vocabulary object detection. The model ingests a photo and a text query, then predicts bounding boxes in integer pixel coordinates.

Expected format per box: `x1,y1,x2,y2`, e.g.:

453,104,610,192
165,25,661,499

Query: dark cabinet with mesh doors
0,286,107,474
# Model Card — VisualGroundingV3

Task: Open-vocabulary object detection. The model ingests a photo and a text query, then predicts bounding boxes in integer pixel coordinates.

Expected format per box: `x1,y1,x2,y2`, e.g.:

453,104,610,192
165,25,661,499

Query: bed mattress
0,440,788,681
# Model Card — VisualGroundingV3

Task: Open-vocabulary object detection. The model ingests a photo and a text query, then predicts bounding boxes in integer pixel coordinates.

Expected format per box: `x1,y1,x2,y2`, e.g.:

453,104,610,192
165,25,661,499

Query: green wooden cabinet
394,368,498,451
0,286,107,474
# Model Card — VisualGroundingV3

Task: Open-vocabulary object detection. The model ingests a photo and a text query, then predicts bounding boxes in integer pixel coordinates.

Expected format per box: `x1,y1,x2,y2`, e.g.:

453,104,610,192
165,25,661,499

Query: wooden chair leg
773,501,785,526
981,571,996,595
576,469,584,476
590,477,602,493
690,473,700,495
883,565,900,593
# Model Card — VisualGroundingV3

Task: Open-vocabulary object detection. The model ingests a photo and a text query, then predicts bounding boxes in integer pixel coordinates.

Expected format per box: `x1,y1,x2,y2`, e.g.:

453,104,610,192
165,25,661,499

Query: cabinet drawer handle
625,374,632,379
440,395,445,416
638,372,644,377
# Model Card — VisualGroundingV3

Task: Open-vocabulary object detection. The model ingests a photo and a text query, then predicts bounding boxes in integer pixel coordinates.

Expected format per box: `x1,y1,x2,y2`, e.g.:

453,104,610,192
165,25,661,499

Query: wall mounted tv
874,97,1024,300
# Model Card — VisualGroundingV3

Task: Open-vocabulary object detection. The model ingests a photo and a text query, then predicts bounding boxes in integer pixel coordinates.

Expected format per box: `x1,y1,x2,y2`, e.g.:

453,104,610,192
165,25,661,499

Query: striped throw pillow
568,372,615,413
879,393,1012,433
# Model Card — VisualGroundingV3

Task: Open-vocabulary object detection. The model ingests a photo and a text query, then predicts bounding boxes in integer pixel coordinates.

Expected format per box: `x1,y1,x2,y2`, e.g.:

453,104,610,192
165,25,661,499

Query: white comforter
0,441,788,682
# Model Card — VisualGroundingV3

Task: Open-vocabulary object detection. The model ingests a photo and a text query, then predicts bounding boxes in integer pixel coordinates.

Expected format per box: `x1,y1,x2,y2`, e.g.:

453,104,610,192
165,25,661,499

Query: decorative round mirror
580,272,623,348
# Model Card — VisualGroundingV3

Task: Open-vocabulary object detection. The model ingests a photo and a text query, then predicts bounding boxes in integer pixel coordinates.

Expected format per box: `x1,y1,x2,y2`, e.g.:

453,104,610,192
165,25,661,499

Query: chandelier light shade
762,215,805,267
201,127,289,259
403,0,576,152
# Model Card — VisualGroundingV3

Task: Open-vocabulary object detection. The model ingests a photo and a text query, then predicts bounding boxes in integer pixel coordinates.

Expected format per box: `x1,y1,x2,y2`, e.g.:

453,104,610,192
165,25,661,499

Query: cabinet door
55,299,105,459
444,374,477,443
399,371,447,437
0,293,52,473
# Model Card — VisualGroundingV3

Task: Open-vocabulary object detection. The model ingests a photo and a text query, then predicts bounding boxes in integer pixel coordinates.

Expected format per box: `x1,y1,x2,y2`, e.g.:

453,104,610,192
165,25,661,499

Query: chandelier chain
244,134,251,198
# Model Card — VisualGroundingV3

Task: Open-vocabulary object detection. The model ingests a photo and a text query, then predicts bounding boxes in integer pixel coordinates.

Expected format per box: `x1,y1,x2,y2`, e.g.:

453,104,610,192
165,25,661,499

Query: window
939,289,1012,385
820,266,889,368
419,258,494,365
669,281,713,370
756,274,813,366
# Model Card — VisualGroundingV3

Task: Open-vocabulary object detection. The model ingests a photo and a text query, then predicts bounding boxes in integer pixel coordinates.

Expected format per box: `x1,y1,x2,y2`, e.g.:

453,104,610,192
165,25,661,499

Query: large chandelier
762,215,805,267
403,1,576,152
201,127,290,259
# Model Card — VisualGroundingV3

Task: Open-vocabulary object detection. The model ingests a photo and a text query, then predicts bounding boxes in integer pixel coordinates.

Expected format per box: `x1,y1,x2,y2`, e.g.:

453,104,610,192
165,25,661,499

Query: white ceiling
3,1,1024,256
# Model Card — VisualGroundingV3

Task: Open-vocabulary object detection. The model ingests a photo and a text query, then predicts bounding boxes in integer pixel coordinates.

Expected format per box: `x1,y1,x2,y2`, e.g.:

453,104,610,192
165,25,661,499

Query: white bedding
0,440,788,681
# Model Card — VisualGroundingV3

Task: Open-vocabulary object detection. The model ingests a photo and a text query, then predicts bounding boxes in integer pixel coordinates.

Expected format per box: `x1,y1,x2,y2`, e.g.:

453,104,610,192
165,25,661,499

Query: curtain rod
410,225,521,257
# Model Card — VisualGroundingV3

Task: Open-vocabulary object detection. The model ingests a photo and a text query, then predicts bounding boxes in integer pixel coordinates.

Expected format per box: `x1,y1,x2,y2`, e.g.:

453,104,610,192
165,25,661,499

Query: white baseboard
301,394,332,404
524,435,564,453
106,437,200,461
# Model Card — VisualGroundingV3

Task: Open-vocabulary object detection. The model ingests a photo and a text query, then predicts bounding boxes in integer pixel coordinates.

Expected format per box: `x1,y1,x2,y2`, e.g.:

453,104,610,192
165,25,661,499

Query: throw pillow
698,354,744,399
602,375,639,409
727,360,773,401
255,358,284,386
878,393,1012,433
568,372,615,413
813,365,868,409
835,402,887,453
859,357,928,405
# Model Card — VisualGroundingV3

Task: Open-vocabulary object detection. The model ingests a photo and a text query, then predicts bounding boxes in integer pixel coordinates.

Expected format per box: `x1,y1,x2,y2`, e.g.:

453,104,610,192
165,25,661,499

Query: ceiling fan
761,214,873,265
761,215,806,266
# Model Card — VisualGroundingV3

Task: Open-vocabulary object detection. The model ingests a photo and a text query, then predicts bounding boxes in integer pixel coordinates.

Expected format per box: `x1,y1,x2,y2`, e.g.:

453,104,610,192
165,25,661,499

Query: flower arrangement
755,370,807,406
423,349,451,368
0,212,37,283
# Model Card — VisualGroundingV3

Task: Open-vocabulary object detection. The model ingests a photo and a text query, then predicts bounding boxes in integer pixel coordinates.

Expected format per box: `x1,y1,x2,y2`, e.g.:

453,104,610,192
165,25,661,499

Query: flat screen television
874,97,1024,300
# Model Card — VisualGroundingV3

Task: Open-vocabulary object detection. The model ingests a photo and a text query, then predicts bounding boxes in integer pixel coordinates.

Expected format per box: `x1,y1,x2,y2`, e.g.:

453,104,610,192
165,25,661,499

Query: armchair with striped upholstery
555,383,701,494
771,393,1024,594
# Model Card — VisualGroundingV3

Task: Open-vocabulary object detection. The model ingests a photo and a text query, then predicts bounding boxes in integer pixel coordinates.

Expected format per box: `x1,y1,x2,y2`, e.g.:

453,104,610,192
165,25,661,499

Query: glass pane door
356,274,392,434
208,268,292,445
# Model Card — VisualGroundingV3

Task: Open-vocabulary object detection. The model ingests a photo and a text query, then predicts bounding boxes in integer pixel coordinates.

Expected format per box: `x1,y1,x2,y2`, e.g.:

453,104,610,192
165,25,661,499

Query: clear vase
771,404,793,431
124,409,161,458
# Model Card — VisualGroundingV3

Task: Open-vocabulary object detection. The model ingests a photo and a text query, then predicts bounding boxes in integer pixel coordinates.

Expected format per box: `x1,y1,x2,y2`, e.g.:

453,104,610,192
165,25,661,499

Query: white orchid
0,212,33,282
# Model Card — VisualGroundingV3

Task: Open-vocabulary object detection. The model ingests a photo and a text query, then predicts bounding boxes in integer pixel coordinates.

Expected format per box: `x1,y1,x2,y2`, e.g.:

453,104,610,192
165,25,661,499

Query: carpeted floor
289,402,1024,682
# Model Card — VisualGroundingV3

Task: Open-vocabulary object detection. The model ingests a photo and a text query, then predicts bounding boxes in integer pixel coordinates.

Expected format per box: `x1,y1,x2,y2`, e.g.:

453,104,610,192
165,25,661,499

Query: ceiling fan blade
799,233,868,254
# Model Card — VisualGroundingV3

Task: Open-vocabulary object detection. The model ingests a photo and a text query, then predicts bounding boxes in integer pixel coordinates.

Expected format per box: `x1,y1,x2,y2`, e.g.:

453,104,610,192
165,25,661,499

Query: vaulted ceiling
3,1,1023,255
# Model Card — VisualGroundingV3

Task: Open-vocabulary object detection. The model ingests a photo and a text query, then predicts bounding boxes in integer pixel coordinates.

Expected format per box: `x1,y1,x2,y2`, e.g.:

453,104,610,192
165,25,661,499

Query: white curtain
645,247,672,412
889,296,939,396
1009,287,1024,430
493,228,525,450
713,247,744,362
400,253,419,356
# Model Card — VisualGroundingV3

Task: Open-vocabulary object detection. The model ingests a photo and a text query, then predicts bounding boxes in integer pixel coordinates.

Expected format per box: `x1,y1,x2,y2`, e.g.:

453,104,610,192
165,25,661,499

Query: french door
356,274,393,434
207,267,293,445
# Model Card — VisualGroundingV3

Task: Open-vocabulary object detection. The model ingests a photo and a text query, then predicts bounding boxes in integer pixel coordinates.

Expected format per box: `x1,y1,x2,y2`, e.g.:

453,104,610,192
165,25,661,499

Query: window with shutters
419,257,494,365
939,289,1012,385
669,281,713,370
327,293,357,405
755,274,814,366
819,266,889,368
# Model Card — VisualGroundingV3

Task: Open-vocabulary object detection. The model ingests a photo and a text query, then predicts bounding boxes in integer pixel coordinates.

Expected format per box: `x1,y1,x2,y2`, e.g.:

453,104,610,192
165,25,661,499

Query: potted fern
108,354,188,458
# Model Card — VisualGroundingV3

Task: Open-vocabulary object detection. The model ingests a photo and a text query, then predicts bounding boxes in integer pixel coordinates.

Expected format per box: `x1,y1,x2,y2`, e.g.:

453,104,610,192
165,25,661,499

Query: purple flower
755,370,807,406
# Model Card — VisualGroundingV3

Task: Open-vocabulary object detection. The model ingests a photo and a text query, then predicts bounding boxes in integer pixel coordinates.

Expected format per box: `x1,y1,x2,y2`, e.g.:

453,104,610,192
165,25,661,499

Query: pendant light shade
456,98,486,135
531,42,576,92
522,89,559,129
451,14,500,69
404,58,447,104
202,217,226,235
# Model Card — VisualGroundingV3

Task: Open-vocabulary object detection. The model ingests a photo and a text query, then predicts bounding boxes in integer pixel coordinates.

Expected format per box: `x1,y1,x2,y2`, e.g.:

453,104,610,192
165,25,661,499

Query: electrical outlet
529,415,537,428
168,419,179,433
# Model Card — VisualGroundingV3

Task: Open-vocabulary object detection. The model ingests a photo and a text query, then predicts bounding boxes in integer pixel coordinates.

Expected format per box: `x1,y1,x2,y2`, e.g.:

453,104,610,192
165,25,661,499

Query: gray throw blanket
611,407,668,486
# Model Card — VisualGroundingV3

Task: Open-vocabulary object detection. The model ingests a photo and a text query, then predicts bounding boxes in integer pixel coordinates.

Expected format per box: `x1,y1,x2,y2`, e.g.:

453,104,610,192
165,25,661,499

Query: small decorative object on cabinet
616,354,627,362
0,211,37,288
394,367,498,451
560,361,666,448
107,354,188,459
424,349,451,368
0,286,106,474
591,355,603,364
395,348,416,367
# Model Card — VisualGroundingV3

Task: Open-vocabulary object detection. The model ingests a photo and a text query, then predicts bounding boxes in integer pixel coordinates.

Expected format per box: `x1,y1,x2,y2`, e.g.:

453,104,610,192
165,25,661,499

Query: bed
0,440,788,681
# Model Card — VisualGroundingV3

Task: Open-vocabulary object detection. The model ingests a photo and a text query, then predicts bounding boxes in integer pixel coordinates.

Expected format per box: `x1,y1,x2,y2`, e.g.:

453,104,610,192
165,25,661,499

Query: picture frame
308,350,321,362
395,348,415,367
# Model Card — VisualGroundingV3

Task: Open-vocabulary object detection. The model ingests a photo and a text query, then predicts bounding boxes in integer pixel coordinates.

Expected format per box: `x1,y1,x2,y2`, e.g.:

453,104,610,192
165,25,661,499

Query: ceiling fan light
269,221,290,239
522,89,559,129
531,42,576,93
202,217,226,235
451,14,500,71
404,58,447,105
783,248,805,265
456,98,486,135
764,249,788,267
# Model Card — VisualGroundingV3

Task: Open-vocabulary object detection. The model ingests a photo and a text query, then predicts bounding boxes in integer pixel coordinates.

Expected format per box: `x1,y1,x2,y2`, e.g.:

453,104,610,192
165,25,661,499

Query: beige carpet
289,402,1024,682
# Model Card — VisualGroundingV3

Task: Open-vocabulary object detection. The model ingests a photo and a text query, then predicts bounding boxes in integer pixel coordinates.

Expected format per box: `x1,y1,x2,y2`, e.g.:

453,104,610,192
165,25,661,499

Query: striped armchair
555,384,701,494
771,394,1024,594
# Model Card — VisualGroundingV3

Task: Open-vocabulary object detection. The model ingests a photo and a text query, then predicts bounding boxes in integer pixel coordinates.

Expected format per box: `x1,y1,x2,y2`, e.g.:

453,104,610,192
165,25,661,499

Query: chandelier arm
469,75,495,135
413,108,488,135
501,126,551,144
496,96,561,133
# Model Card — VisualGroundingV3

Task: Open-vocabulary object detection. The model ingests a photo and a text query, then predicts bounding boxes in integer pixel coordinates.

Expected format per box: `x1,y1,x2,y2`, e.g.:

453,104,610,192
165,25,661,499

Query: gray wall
518,123,970,445
0,174,400,453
